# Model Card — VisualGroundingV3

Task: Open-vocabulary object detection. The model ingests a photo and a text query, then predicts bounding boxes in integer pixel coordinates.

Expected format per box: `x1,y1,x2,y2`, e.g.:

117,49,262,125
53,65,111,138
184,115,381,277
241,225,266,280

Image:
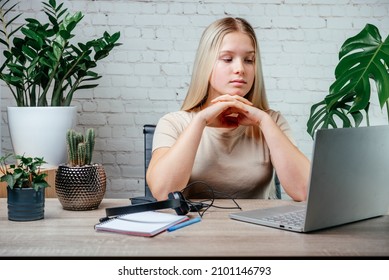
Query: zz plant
67,128,95,167
307,24,389,137
0,0,121,106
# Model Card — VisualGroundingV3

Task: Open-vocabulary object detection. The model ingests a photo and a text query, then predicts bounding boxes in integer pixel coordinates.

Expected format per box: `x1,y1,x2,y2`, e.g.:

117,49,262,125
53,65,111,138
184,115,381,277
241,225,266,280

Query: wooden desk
0,198,388,257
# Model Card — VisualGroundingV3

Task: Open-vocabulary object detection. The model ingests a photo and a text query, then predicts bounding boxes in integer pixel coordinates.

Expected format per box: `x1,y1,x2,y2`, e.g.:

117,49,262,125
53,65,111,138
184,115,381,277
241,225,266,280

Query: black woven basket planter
55,164,106,211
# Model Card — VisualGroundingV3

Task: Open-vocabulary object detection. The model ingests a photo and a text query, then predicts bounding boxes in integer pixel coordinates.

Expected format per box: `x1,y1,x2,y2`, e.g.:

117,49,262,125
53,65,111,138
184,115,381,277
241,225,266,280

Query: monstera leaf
307,24,389,138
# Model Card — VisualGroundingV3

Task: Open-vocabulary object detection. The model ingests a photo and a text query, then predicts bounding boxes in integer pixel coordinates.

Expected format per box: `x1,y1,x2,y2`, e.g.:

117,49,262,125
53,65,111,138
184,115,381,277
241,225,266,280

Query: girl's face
208,32,255,101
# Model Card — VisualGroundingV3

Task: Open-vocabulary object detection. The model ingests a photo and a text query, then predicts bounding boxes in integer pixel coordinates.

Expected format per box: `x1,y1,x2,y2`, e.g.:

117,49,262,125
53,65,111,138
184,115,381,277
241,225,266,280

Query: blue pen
167,217,201,232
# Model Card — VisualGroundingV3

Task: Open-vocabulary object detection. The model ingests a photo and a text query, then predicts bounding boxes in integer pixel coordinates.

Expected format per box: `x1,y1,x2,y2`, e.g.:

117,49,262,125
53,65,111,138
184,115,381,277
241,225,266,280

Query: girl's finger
211,94,253,105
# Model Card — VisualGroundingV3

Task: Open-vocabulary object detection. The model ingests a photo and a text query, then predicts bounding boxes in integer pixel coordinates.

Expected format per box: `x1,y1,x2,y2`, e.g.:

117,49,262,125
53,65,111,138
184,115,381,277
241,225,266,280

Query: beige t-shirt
153,110,295,199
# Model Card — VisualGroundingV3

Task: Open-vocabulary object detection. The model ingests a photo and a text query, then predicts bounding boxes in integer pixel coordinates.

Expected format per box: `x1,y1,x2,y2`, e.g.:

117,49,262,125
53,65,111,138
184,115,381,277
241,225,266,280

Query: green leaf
307,99,364,138
2,73,23,86
81,76,101,82
22,45,37,59
8,63,24,76
0,37,8,47
94,50,109,60
2,2,18,17
5,13,22,29
307,24,389,136
76,84,99,90
21,27,44,49
49,0,57,8
71,45,83,55
59,29,71,40
57,8,68,19
8,25,23,40
110,31,121,43
63,12,83,32
2,49,12,59
39,57,53,68
336,24,389,108
55,3,64,13
32,181,49,191
25,18,41,25
47,13,58,26
21,27,38,40
85,71,99,77
65,20,78,33
1,174,15,189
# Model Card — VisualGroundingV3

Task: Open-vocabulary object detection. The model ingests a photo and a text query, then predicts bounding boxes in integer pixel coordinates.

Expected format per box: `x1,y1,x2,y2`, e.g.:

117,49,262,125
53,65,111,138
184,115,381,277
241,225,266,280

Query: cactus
85,128,95,165
67,130,77,166
77,143,86,166
66,128,95,167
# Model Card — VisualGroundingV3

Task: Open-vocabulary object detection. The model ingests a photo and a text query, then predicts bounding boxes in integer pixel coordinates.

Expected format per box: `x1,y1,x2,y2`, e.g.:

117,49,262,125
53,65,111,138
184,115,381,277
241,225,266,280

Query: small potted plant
0,154,49,221
55,128,106,211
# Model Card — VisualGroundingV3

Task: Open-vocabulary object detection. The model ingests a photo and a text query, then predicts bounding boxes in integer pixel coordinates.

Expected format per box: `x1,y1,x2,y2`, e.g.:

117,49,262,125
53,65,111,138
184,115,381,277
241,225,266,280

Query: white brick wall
1,0,389,198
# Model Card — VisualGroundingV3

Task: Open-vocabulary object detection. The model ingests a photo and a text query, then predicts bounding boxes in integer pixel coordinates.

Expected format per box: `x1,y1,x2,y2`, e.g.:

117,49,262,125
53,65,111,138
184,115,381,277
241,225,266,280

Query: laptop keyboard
263,210,306,227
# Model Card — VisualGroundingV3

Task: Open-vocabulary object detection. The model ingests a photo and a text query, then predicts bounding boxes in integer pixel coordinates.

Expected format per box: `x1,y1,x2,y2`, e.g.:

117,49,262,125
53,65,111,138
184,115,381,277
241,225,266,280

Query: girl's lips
230,79,246,84
230,79,247,87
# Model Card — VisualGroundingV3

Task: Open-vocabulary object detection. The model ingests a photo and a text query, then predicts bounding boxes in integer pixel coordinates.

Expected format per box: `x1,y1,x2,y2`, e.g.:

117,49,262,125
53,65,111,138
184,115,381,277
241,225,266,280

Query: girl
147,17,310,201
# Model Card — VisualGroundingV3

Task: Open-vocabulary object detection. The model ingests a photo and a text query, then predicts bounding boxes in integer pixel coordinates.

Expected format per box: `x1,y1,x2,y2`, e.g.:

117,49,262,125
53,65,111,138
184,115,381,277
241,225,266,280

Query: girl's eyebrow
219,50,255,55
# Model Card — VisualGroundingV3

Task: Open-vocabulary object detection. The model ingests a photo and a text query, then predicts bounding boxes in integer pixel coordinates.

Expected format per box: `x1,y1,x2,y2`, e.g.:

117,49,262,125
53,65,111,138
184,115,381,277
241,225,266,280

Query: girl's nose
233,59,245,74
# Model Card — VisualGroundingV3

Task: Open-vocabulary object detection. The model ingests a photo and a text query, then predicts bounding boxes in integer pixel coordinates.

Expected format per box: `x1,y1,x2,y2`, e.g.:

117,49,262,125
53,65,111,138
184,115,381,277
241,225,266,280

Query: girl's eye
221,57,232,62
219,56,255,64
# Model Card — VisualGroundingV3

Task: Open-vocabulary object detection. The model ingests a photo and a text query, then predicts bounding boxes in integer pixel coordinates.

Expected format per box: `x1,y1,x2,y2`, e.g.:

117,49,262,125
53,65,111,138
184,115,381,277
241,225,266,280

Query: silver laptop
230,125,389,232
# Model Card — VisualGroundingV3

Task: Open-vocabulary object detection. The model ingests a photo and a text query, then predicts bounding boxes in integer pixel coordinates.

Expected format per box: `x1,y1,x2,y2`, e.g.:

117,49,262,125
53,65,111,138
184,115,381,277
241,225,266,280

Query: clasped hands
199,94,265,128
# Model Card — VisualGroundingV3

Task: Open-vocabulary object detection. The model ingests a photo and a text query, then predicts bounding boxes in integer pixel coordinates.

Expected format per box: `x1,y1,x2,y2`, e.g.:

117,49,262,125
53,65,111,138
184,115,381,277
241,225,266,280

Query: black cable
180,181,242,217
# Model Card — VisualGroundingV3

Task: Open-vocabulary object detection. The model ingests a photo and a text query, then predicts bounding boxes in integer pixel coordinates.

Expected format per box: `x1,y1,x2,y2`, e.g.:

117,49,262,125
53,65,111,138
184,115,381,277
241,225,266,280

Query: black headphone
101,192,202,222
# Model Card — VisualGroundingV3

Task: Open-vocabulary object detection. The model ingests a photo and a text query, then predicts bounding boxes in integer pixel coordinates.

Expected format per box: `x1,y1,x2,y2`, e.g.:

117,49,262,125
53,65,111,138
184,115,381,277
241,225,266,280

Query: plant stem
386,100,389,124
52,51,88,106
38,39,67,106
366,110,370,126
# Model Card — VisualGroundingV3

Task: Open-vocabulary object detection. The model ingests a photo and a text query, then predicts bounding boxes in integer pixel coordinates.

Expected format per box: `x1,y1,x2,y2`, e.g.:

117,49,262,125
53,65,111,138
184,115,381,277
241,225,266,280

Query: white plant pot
7,106,77,167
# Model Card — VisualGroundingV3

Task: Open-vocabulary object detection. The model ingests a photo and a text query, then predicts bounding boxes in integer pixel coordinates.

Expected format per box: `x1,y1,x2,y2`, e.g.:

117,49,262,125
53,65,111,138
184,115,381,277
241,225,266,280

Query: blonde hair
181,17,269,113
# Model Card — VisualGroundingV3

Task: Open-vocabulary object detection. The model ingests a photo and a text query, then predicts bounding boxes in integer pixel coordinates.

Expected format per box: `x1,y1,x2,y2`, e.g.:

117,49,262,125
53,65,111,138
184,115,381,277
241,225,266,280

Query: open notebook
95,211,188,237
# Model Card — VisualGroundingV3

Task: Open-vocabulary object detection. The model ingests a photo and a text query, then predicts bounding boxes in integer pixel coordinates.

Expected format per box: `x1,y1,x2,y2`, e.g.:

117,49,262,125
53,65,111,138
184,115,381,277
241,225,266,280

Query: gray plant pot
7,187,45,221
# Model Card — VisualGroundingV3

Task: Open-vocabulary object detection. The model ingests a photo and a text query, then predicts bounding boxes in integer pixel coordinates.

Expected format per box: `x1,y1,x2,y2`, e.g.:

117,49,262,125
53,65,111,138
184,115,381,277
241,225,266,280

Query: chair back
143,124,156,198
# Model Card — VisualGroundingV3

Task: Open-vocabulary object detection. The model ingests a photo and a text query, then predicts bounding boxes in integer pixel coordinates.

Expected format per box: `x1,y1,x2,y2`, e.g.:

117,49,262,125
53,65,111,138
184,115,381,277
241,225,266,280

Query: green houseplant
0,154,49,221
55,128,106,211
0,0,121,166
0,0,121,106
307,24,389,137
